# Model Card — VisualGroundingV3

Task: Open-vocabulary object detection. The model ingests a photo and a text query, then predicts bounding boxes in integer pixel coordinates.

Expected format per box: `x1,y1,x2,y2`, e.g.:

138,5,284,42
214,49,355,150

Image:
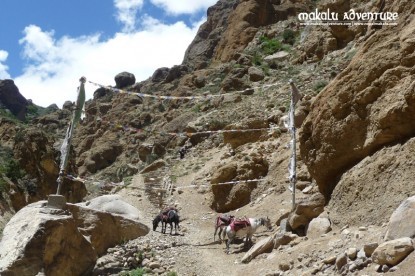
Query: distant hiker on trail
179,147,187,159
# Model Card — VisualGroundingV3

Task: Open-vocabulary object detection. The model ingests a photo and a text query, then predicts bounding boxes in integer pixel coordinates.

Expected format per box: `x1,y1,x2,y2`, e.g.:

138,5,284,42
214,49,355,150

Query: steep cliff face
0,80,28,121
299,0,415,223
183,0,306,68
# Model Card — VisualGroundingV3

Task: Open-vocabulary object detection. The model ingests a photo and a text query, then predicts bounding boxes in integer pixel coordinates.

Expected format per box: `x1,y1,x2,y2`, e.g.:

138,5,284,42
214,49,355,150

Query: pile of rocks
93,233,187,275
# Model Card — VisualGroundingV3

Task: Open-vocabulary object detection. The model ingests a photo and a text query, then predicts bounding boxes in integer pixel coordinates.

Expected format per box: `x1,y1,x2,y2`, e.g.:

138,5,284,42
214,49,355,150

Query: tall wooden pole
288,79,301,211
56,77,86,195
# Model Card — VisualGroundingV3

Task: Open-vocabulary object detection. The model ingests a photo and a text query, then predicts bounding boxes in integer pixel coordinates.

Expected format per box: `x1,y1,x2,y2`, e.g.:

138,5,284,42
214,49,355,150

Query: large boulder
0,202,97,276
0,199,149,275
385,196,415,241
114,72,136,88
0,79,28,121
299,3,415,199
372,237,414,266
288,193,325,233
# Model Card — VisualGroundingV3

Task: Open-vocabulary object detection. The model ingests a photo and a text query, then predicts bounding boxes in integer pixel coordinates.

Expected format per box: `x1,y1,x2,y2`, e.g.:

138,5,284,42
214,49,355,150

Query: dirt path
117,146,278,275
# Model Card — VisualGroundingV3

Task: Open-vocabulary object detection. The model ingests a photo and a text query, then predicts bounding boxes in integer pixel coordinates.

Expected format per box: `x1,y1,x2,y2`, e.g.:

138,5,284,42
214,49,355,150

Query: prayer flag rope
65,174,265,188
88,80,280,101
90,117,280,137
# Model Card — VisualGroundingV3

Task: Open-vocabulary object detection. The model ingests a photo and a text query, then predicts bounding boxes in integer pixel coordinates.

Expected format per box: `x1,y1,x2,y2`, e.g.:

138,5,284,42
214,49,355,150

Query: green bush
120,268,145,276
252,51,263,66
282,29,296,45
259,36,283,55
313,80,329,93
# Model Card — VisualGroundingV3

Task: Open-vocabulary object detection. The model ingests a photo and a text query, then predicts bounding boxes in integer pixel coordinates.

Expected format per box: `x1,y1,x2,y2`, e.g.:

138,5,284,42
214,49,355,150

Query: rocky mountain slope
0,0,414,275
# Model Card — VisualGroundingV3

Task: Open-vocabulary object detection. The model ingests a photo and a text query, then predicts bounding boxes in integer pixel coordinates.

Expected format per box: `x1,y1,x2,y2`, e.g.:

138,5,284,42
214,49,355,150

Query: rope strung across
88,80,281,101
65,174,266,189
90,118,280,137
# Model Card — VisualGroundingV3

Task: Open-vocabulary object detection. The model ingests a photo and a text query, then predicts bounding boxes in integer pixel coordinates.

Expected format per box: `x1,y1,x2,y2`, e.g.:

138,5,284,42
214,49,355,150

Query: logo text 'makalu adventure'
298,9,398,26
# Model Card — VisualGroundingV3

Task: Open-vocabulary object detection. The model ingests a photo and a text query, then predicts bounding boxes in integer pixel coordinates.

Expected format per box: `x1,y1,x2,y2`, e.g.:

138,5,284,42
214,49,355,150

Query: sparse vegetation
282,29,296,45
313,80,329,93
259,36,283,55
120,268,145,276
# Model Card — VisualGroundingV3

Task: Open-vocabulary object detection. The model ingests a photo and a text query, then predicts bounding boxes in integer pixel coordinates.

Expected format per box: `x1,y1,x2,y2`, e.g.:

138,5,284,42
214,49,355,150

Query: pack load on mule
161,206,178,217
214,213,235,242
222,216,272,254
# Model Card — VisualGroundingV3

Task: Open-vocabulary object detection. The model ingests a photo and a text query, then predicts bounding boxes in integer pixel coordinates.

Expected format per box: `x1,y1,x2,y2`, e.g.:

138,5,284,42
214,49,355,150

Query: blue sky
0,0,217,107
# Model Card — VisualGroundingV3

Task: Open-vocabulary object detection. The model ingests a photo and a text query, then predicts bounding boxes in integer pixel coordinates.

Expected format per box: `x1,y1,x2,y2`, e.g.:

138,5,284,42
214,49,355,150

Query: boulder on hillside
0,79,28,121
79,194,141,220
306,217,331,239
0,199,149,275
152,67,170,83
288,193,325,234
114,72,136,88
372,237,414,266
164,65,189,83
385,195,415,241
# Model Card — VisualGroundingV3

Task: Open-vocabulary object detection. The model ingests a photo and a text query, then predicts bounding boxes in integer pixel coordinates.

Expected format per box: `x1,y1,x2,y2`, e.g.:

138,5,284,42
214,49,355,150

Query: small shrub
252,51,263,66
313,80,329,93
282,29,296,45
208,119,228,130
259,36,283,55
120,268,145,276
344,48,357,60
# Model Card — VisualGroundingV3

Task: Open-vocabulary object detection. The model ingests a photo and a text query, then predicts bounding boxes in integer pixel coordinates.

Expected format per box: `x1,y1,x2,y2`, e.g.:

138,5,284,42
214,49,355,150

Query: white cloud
114,0,144,32
14,17,202,108
0,50,11,79
150,0,217,15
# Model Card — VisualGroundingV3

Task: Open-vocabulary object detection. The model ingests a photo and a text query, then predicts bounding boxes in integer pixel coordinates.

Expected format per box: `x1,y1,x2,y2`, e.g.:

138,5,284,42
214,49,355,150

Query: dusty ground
114,143,414,276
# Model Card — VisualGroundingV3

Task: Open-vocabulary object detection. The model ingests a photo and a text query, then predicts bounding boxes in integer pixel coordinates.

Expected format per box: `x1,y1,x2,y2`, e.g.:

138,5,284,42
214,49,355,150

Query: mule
222,216,272,254
153,210,180,235
213,214,235,242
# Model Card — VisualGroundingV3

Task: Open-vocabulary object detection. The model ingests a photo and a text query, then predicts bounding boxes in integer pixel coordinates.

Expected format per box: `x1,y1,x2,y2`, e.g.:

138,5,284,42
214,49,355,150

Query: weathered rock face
299,2,415,199
0,79,28,121
183,0,305,69
210,152,269,212
223,119,269,148
182,0,238,70
0,199,149,275
13,127,86,207
327,137,415,227
213,0,303,63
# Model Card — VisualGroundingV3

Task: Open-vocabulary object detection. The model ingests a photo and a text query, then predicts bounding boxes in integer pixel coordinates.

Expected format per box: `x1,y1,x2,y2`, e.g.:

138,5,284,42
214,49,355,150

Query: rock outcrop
12,127,86,207
300,1,415,199
0,79,28,121
0,199,149,275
